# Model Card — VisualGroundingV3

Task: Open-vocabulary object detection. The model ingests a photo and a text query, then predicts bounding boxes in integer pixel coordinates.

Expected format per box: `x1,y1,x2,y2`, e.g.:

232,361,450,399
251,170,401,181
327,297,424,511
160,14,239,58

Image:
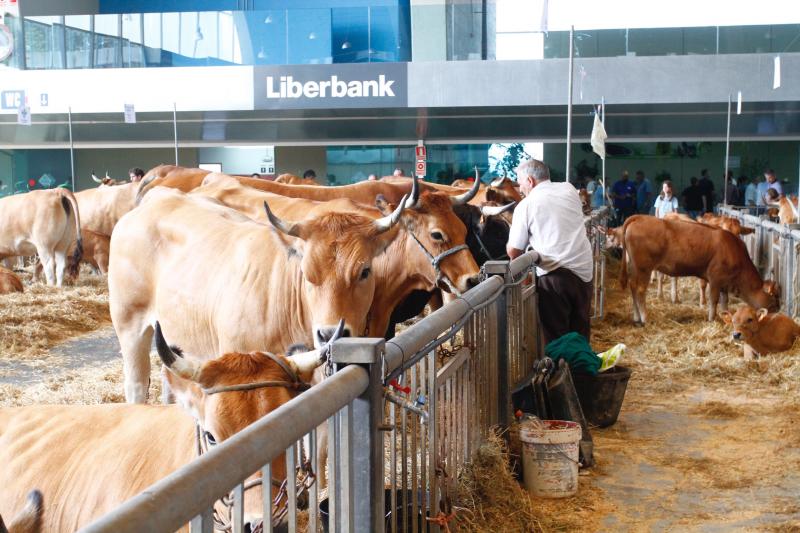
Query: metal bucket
520,419,581,498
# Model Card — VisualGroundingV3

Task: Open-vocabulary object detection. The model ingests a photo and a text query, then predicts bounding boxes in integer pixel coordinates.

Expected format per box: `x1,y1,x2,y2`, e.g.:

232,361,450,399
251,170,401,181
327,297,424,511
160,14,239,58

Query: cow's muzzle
732,331,742,340
315,325,351,347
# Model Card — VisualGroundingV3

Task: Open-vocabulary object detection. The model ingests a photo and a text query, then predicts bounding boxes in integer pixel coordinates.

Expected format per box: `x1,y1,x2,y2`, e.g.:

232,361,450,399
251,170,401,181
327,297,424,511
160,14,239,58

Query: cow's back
0,404,194,532
110,188,301,356
75,182,137,235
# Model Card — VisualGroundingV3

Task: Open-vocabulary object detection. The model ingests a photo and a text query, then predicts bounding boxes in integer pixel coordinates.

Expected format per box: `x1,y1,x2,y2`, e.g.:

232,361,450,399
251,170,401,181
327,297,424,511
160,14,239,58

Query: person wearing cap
506,158,594,345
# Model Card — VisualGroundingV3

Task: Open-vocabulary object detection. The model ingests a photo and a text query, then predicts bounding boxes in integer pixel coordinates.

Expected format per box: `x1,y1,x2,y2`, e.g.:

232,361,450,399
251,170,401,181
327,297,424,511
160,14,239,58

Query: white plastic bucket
520,419,582,498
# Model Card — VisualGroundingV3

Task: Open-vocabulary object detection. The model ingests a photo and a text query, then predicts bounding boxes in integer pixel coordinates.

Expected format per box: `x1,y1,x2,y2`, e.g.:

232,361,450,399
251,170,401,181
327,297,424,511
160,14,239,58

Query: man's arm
507,246,524,260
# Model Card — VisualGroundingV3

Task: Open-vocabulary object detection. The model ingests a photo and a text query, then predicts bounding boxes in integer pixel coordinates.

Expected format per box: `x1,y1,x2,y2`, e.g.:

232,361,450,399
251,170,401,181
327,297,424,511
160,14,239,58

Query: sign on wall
254,63,408,110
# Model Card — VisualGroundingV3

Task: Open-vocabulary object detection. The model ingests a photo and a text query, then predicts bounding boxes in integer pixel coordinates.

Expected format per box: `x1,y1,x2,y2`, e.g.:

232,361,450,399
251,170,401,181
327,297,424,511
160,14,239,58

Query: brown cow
0,490,43,533
135,164,211,204
0,322,340,532
34,229,110,280
721,305,800,359
0,189,82,286
75,181,138,236
698,213,755,236
0,266,23,294
90,171,125,187
617,215,777,324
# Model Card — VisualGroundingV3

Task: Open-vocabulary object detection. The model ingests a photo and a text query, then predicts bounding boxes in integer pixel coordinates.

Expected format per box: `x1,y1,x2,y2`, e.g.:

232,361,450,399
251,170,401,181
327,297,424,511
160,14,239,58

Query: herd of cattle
0,166,522,531
1,166,798,531
606,210,799,359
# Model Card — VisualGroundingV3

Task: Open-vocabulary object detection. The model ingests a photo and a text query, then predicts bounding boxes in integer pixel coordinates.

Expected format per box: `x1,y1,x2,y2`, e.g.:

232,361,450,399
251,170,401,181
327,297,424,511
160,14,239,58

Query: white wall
197,147,275,176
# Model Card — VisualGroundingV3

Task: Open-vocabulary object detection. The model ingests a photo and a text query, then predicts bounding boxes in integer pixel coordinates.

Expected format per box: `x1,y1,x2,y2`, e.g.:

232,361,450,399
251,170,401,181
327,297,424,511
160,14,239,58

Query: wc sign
254,63,408,110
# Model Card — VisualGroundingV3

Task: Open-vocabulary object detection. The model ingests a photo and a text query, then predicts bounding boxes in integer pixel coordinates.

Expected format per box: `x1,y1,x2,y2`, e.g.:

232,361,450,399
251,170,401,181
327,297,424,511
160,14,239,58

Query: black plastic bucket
571,366,632,428
319,489,426,532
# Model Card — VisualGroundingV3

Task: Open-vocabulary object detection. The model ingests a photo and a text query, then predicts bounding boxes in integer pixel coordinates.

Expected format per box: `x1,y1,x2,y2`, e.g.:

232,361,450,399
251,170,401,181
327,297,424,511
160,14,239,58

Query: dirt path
567,261,800,532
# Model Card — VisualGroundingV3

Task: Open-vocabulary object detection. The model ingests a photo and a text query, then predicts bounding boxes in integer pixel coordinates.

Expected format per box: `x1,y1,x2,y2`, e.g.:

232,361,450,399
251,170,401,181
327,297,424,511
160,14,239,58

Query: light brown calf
721,305,800,359
0,266,23,294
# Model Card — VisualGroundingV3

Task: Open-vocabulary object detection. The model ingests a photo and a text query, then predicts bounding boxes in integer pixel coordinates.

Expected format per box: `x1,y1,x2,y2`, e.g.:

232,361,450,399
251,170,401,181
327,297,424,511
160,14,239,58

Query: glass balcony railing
1,6,411,70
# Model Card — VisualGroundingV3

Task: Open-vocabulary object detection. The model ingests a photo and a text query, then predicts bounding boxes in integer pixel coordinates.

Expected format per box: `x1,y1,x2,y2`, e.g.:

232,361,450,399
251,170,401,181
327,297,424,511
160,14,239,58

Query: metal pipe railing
80,365,369,533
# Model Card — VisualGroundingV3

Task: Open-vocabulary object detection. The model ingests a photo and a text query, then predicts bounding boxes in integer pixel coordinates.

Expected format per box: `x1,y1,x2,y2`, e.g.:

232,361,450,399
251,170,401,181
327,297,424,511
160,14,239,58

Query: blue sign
1,90,24,110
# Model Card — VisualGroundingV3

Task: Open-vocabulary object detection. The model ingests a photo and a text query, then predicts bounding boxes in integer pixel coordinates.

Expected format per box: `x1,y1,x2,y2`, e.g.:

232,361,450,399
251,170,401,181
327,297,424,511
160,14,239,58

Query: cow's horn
105,170,111,179
451,171,481,205
263,201,301,237
490,176,505,188
155,322,202,381
289,319,346,374
403,175,420,209
480,201,516,217
375,194,408,233
91,171,103,183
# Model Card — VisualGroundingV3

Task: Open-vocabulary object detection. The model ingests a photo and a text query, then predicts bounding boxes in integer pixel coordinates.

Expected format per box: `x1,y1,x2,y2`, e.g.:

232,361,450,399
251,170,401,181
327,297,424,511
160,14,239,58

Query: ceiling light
308,32,316,40
264,15,272,24
341,40,351,50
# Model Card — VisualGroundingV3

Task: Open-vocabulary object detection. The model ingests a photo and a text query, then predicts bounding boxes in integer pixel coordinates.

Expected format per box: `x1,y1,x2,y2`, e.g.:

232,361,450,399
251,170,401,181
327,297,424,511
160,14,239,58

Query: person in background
744,176,759,212
303,169,317,181
392,168,404,177
724,171,739,205
367,174,378,181
250,173,260,179
506,158,593,345
654,180,679,218
635,170,653,214
610,171,637,225
681,177,704,220
585,175,598,207
764,168,783,198
698,169,715,213
756,173,769,214
128,167,145,183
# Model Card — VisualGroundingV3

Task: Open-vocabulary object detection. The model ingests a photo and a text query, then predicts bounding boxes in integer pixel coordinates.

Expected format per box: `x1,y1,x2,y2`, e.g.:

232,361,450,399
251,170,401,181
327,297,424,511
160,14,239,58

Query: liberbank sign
254,63,407,110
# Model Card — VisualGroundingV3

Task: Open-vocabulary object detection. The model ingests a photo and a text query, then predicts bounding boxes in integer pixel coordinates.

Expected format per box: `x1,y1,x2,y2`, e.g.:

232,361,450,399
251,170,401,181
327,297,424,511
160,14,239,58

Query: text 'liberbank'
266,75,396,99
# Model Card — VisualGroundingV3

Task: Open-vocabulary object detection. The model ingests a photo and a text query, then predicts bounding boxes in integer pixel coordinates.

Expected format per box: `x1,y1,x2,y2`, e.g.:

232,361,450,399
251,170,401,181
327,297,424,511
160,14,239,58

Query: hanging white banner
590,108,607,160
736,91,742,115
17,103,30,125
124,103,136,124
773,56,781,89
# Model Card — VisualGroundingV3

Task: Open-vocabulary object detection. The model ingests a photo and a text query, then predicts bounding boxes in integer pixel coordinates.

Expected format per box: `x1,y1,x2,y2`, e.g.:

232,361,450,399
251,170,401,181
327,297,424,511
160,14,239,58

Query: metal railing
717,205,800,318
80,208,609,533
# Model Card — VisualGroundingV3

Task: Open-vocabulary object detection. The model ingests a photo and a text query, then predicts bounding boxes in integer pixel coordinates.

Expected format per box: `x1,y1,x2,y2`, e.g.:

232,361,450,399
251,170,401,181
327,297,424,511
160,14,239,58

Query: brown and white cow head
156,321,341,442
375,180,480,294
265,200,405,346
91,171,123,187
720,305,769,343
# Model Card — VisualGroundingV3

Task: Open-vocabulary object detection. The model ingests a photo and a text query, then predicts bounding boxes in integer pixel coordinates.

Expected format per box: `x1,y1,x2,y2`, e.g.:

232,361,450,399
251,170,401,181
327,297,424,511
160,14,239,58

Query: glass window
121,13,142,44
143,12,161,49
161,13,179,54
287,8,331,65
250,10,286,65
496,33,542,60
683,26,715,55
370,6,409,63
24,18,56,69
770,24,800,53
64,15,92,69
596,29,626,57
628,27,683,56
332,7,368,64
719,25,771,54
218,12,235,63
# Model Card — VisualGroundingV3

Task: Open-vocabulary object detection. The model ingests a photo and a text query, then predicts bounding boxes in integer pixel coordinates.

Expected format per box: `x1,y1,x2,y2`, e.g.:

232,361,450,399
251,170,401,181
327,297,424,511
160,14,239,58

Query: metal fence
717,206,800,318
80,208,609,533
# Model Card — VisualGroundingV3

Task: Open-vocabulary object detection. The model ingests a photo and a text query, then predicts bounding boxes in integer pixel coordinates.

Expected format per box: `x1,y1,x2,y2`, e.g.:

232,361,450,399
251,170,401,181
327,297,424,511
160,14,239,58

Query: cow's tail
618,224,629,290
60,188,83,277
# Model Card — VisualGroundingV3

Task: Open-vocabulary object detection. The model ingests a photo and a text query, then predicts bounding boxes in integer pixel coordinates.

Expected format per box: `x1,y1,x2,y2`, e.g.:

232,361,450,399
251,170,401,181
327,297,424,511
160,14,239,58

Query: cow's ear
720,311,732,324
757,308,769,322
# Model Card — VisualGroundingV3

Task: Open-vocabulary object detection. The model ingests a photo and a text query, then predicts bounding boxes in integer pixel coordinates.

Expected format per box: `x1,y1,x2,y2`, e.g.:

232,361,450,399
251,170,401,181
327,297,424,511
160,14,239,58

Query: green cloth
545,332,600,376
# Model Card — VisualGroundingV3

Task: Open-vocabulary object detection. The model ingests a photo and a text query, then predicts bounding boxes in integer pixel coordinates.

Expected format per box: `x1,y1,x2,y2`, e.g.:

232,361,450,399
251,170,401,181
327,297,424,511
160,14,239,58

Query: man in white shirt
506,159,594,344
765,169,783,198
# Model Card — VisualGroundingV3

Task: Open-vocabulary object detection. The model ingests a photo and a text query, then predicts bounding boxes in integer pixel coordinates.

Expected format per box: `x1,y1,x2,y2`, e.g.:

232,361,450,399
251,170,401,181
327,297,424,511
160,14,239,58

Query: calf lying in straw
0,266,23,294
721,305,800,360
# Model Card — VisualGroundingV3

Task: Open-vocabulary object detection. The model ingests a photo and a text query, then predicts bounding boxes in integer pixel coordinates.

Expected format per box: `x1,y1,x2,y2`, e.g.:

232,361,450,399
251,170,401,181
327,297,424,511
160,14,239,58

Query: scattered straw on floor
0,270,110,361
593,257,800,400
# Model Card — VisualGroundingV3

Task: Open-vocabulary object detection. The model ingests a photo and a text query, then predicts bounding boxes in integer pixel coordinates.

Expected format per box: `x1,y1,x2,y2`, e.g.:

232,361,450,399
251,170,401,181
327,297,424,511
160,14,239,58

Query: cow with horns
109,186,406,402
0,321,344,532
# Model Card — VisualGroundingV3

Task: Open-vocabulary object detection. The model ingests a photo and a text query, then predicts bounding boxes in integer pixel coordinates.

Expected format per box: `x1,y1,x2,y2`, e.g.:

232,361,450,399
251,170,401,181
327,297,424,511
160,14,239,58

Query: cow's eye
431,231,444,241
360,266,371,280
205,431,217,446
746,318,753,323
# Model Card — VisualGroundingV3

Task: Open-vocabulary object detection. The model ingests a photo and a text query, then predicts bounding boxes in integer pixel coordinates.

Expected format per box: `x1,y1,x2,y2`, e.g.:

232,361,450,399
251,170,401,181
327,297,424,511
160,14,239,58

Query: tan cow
0,189,82,286
274,173,319,186
34,229,110,281
0,490,43,533
617,215,777,324
721,305,800,359
0,266,23,294
75,181,138,236
195,174,479,338
135,164,211,204
90,171,126,187
0,322,338,532
698,213,755,236
109,187,405,402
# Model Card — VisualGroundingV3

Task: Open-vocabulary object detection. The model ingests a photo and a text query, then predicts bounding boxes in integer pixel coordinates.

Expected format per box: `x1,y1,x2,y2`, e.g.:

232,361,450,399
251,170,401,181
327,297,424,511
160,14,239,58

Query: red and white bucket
519,419,581,498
